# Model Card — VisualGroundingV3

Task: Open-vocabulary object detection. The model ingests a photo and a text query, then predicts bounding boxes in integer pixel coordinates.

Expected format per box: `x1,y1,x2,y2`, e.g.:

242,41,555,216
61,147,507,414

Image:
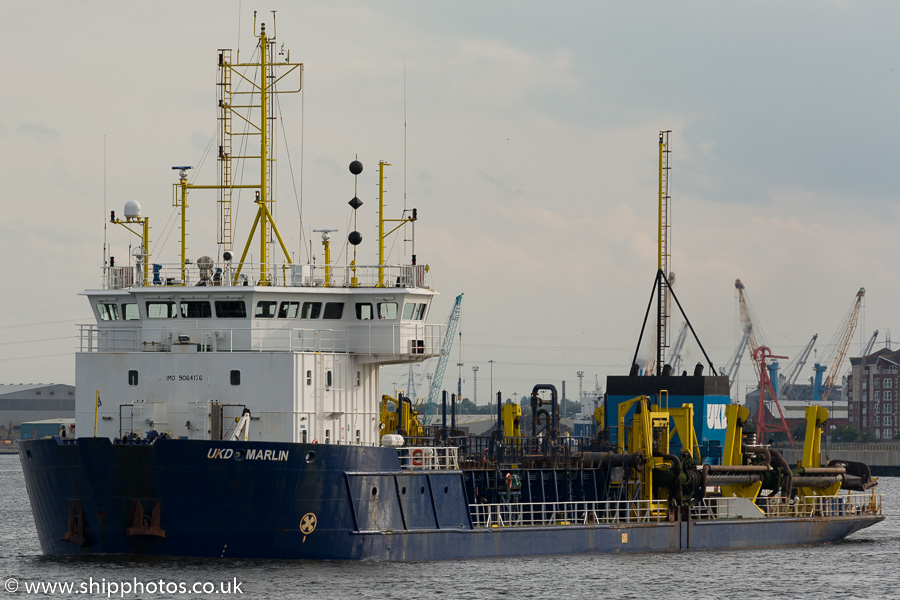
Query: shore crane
426,293,464,406
778,333,818,401
861,330,879,357
753,346,793,444
813,288,865,403
735,279,763,379
669,321,689,374
725,327,752,390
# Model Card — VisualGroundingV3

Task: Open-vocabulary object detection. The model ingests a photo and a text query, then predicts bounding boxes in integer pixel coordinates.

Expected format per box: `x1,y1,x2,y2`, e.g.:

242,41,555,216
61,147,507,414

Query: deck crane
813,288,865,403
426,293,464,406
778,333,818,401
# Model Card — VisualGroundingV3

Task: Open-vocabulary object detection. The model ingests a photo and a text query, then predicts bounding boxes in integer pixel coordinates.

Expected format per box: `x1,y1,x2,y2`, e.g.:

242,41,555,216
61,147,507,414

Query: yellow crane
814,288,865,403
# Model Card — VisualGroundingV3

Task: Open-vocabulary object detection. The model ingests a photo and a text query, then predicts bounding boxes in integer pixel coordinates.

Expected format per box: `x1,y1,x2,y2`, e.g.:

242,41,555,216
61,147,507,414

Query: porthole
444,486,449,494
401,486,407,495
420,486,425,494
371,487,378,497
305,451,316,464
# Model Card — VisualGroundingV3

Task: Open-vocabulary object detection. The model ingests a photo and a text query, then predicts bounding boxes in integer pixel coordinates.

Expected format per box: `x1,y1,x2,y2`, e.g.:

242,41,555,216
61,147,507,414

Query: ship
19,17,883,560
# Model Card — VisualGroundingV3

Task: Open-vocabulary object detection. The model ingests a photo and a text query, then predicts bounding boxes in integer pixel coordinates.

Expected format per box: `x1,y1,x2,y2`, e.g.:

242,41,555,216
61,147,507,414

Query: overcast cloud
1,1,898,404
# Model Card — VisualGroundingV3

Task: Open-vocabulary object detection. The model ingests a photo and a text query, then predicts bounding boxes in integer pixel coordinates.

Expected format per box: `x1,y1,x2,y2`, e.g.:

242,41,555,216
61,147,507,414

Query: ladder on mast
217,49,234,251
656,130,672,371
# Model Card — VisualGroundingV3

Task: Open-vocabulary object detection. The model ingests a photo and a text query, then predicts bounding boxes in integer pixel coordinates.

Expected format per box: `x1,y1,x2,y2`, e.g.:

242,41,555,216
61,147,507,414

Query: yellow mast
259,22,270,284
376,160,418,288
172,14,301,287
377,161,391,287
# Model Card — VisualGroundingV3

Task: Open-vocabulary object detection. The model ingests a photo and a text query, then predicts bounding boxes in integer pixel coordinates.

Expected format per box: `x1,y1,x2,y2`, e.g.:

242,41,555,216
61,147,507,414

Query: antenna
103,135,108,270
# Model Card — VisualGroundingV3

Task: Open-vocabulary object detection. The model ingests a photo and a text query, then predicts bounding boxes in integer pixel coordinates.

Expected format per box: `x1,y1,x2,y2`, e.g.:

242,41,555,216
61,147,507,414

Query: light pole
577,371,585,413
472,365,479,405
489,360,495,404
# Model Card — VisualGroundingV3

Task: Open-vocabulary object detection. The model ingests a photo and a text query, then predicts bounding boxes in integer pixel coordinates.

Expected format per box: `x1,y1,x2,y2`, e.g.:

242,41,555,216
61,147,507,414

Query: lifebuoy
411,448,424,466
505,472,512,488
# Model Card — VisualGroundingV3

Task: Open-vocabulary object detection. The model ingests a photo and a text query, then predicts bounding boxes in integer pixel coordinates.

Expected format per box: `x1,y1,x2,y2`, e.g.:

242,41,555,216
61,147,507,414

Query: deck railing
79,322,444,355
103,262,429,290
398,446,459,471
471,492,883,529
470,499,668,528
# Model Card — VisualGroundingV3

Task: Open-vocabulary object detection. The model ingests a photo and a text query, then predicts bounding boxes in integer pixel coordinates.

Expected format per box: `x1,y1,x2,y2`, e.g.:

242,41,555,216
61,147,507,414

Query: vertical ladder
264,39,277,266
217,49,234,251
657,130,672,370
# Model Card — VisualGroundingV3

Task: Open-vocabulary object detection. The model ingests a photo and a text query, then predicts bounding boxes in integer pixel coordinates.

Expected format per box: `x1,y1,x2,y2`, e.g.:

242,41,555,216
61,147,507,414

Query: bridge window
402,302,427,320
255,301,278,318
355,303,374,320
301,302,322,319
402,303,416,320
326,371,333,387
122,303,140,320
98,303,118,321
128,370,138,386
215,300,246,318
181,301,212,318
146,301,177,319
230,370,241,385
378,302,398,320
278,301,300,319
306,370,312,385
323,302,344,319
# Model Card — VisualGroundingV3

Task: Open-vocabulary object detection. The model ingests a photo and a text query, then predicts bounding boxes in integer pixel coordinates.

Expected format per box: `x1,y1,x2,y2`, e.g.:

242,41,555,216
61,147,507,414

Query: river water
1,453,898,599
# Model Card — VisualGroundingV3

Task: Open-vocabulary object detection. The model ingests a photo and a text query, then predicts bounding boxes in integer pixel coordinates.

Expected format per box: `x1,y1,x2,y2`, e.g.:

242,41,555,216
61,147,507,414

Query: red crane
753,346,793,445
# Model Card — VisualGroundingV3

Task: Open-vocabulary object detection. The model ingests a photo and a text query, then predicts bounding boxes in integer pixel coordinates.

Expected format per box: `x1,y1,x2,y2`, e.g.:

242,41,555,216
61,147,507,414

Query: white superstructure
78,275,442,445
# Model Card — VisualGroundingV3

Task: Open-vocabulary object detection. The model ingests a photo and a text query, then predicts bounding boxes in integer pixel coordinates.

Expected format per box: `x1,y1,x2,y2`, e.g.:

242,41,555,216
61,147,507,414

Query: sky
2,1,899,406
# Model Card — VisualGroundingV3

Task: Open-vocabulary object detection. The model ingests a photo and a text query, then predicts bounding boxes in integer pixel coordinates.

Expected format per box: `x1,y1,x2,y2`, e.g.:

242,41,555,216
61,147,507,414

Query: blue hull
18,438,882,560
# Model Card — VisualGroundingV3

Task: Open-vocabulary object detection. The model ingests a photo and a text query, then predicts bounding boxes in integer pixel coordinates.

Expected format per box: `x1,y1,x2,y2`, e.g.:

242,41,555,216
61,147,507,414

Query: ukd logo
706,404,728,429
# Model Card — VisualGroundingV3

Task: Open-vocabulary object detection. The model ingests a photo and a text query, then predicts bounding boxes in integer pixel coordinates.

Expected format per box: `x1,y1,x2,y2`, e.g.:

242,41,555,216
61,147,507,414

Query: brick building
848,348,900,440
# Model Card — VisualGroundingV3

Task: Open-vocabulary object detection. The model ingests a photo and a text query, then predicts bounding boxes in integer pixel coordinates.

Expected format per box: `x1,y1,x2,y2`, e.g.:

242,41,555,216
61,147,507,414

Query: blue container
605,375,731,465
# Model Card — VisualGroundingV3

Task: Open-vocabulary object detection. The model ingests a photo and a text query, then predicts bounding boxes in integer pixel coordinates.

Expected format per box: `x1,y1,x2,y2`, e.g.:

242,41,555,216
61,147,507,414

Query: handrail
79,322,444,355
102,262,430,290
398,446,459,471
471,492,883,529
